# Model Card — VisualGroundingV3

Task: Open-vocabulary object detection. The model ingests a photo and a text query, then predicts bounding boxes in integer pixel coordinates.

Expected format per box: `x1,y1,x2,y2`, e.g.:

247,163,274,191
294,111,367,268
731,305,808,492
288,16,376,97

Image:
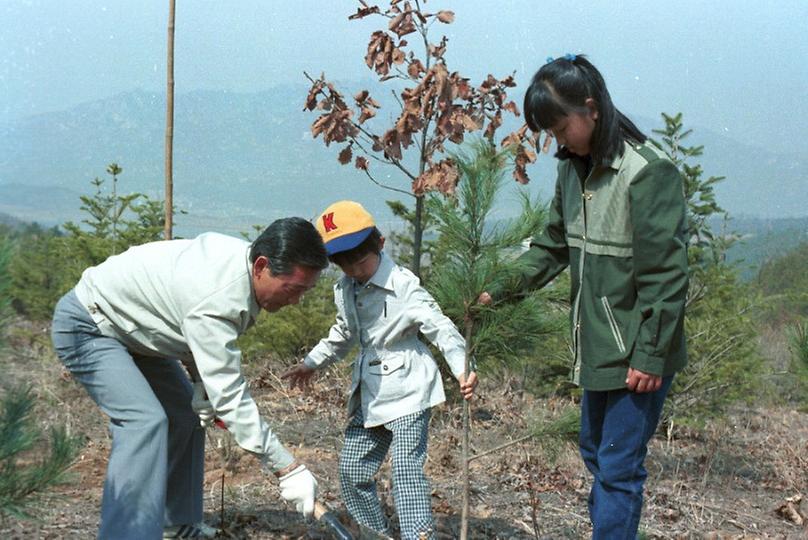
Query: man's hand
625,367,662,393
278,464,318,518
191,382,215,428
459,371,478,400
281,363,317,391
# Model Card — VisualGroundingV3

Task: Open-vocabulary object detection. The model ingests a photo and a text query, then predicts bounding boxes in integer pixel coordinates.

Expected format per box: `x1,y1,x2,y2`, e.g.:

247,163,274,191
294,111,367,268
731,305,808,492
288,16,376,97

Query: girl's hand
477,292,492,305
625,367,662,393
281,363,317,392
458,371,478,400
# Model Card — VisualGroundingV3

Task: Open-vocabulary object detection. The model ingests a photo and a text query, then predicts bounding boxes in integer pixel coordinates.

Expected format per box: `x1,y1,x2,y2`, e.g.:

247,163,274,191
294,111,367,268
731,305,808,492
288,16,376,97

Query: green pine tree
428,141,563,369
652,113,762,426
0,386,82,520
428,140,567,538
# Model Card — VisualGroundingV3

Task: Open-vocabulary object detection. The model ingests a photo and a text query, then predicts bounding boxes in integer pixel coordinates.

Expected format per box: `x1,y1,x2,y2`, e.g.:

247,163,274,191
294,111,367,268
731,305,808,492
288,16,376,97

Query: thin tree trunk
164,0,176,240
460,316,473,540
412,194,424,277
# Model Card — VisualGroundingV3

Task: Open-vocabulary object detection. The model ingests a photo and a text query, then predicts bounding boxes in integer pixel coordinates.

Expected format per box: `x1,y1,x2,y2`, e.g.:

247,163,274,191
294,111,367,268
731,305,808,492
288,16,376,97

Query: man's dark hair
250,217,328,276
330,228,383,267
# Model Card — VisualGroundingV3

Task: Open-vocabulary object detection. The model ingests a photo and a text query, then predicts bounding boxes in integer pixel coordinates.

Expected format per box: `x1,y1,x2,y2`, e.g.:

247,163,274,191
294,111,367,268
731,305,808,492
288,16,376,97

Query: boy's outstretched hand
281,363,317,391
459,371,478,400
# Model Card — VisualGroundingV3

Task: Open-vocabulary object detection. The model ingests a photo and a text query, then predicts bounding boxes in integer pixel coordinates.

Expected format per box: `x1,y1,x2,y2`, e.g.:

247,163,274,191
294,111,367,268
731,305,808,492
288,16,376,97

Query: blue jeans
579,376,673,540
51,290,205,540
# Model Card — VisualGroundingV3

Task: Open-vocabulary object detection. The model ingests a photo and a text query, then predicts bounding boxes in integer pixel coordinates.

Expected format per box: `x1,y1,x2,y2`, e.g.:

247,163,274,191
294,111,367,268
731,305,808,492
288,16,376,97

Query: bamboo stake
164,0,176,240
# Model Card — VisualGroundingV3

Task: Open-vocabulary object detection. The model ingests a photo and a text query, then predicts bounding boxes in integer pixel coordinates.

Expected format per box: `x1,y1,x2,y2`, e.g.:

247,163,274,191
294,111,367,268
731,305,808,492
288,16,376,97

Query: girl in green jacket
482,54,688,539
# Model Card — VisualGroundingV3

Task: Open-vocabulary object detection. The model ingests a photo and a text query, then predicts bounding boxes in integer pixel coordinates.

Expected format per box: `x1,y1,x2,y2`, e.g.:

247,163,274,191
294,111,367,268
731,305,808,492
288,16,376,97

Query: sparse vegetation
788,319,808,410
757,241,808,321
0,236,12,338
7,164,167,320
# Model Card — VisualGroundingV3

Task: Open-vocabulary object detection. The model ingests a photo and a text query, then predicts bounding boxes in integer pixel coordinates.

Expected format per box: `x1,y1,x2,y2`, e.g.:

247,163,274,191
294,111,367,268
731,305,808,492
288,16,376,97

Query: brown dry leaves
412,158,459,196
775,494,805,526
304,1,543,194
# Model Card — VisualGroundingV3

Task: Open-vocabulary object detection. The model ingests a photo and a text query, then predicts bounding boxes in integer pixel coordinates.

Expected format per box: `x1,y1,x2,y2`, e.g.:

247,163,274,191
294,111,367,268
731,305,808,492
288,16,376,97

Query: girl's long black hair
523,55,646,166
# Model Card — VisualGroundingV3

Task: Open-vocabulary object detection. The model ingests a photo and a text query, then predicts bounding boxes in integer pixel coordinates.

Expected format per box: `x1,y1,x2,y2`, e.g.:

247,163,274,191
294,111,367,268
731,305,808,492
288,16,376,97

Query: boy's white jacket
303,252,467,427
73,233,294,471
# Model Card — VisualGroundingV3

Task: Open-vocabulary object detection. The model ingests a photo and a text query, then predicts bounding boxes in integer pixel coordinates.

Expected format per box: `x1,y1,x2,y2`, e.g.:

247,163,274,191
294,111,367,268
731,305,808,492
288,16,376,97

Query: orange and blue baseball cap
315,200,376,255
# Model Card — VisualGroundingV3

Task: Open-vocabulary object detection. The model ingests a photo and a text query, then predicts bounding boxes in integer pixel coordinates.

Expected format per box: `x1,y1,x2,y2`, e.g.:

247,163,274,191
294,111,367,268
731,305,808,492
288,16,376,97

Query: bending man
51,217,327,539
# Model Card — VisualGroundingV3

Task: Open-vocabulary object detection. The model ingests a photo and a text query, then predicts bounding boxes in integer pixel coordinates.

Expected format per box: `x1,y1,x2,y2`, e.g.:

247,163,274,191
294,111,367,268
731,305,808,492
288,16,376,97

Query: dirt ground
1,320,807,539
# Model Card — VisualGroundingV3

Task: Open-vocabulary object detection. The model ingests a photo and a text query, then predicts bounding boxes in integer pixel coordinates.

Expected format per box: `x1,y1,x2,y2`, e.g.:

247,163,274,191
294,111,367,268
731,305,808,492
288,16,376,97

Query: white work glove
191,382,215,428
278,464,318,518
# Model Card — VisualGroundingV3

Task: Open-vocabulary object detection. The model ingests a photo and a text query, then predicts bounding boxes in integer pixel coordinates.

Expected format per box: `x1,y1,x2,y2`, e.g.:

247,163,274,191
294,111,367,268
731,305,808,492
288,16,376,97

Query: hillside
1,86,804,237
724,216,808,281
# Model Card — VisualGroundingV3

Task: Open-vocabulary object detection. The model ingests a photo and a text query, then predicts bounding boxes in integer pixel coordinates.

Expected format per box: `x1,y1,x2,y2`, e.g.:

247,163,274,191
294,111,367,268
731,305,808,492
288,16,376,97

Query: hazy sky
2,0,807,155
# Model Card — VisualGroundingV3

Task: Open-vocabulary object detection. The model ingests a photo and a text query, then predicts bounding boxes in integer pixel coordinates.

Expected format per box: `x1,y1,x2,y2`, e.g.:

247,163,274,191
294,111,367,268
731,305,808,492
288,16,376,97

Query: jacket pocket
366,354,406,376
600,296,626,355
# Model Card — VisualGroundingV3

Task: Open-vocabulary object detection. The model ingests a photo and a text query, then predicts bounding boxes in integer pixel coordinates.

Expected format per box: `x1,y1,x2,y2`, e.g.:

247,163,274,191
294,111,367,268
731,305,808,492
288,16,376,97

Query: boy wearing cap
282,200,477,540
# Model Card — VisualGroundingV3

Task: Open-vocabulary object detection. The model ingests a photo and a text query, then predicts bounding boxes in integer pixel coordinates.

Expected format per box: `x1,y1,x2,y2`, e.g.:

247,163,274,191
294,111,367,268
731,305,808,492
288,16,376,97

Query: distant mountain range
0,85,805,238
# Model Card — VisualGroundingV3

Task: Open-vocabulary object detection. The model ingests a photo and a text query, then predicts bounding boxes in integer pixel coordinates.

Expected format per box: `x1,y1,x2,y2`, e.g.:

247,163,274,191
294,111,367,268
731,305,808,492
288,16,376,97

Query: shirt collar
355,251,395,292
245,246,261,320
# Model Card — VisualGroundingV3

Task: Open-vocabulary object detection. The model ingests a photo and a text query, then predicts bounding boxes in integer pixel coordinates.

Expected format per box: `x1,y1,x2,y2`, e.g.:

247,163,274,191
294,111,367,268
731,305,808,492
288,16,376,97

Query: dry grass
1,318,806,539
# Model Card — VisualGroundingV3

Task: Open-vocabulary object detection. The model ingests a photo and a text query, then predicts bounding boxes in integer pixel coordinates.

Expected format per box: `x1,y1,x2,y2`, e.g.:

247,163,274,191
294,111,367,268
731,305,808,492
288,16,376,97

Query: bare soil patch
1,320,806,539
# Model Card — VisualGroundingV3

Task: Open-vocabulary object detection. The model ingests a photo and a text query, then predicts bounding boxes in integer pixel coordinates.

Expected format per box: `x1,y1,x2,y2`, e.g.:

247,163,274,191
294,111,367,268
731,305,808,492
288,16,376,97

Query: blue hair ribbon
546,54,576,64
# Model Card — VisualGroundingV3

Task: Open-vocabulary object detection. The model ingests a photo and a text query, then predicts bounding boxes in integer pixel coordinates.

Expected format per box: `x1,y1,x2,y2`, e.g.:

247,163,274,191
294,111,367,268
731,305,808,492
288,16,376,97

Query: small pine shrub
0,385,82,520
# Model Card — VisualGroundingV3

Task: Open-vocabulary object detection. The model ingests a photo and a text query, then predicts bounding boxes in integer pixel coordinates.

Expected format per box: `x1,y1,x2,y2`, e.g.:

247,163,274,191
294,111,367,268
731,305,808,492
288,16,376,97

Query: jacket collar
606,140,631,172
570,140,630,179
362,251,395,292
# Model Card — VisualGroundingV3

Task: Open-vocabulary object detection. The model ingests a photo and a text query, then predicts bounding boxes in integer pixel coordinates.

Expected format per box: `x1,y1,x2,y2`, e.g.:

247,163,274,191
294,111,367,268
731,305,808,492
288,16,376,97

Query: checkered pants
339,408,434,540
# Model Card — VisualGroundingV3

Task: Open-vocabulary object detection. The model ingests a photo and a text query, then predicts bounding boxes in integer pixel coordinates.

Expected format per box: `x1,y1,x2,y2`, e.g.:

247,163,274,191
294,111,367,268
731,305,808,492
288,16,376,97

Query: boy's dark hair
523,54,646,166
329,228,383,267
250,217,328,276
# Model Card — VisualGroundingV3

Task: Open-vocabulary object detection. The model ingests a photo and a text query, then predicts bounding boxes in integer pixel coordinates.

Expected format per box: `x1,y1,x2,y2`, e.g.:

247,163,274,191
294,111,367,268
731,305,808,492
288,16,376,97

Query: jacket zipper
600,296,626,354
571,170,593,385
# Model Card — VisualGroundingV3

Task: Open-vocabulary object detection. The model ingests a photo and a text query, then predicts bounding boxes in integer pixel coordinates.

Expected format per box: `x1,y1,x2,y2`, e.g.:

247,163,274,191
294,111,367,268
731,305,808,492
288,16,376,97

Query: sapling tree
61,164,166,266
427,141,557,539
651,112,731,268
303,0,539,277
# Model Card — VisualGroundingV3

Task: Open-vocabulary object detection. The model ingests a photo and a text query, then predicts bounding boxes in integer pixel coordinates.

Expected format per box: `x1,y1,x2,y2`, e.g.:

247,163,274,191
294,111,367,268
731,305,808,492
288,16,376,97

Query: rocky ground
1,320,807,539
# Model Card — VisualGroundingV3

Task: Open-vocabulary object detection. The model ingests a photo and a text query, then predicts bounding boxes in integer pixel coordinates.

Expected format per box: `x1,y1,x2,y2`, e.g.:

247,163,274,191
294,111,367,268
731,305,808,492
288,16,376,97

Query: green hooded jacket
515,140,688,391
